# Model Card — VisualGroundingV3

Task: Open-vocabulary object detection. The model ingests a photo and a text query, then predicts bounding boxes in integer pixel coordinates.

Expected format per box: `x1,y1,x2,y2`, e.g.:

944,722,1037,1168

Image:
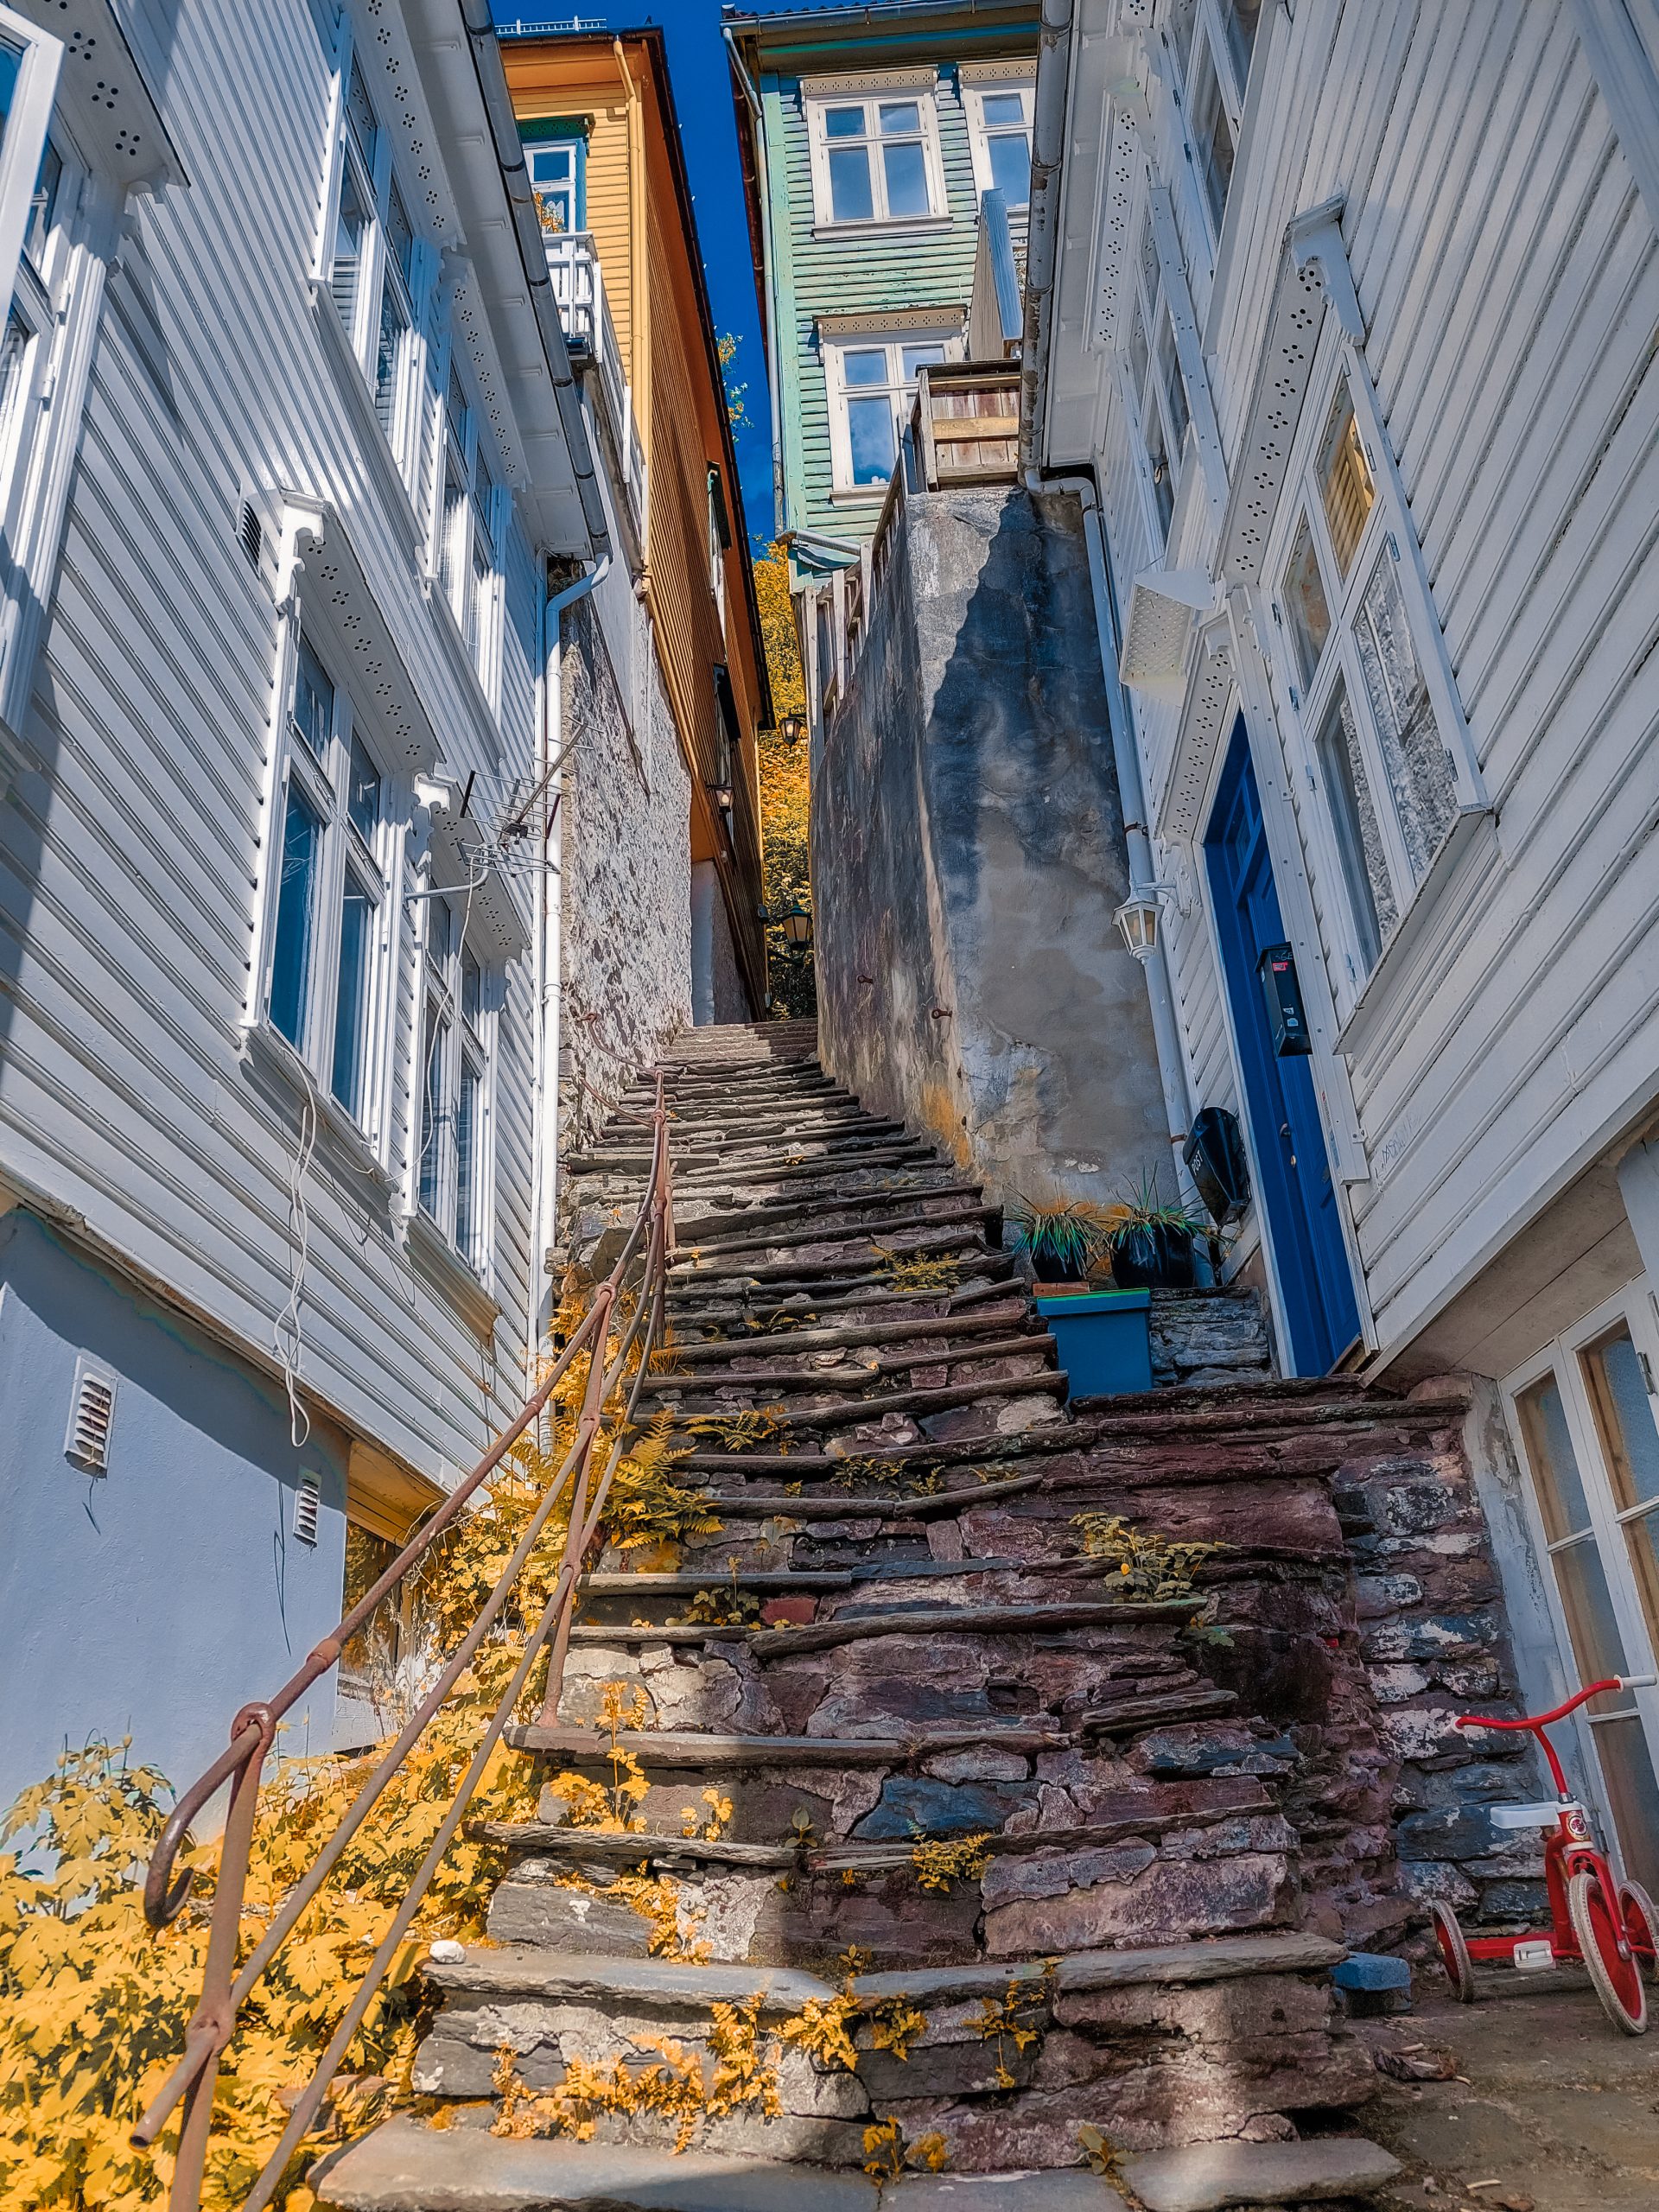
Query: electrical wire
274,1064,320,1450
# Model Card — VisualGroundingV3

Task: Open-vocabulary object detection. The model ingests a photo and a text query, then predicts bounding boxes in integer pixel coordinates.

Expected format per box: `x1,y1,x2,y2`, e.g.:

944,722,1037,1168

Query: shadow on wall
811,484,1169,1212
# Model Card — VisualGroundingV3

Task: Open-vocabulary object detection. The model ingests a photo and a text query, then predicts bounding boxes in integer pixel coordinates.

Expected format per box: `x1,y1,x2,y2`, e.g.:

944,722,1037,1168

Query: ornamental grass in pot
1006,1195,1115,1294
1102,1171,1207,1290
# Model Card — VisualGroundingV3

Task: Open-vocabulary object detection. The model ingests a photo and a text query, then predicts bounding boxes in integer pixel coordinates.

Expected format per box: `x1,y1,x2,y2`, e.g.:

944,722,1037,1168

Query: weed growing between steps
911,1834,992,1894
1071,1511,1232,1600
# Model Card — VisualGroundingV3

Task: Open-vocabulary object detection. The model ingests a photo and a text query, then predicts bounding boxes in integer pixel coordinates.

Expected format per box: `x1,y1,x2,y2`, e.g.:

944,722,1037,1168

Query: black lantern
780,712,804,747
781,904,812,949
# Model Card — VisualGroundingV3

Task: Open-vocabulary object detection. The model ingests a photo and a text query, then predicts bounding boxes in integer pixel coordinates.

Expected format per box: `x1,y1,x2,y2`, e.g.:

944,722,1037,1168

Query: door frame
1199,712,1365,1375
1501,1277,1659,1883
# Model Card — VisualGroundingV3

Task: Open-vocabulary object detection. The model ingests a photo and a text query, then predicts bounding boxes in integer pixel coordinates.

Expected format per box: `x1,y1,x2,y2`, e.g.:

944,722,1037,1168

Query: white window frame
963,73,1035,209
1262,356,1468,1017
804,73,947,232
317,31,435,494
822,321,963,496
412,892,497,1278
0,8,60,324
257,623,402,1156
434,356,505,707
1503,1279,1659,1891
1119,194,1193,553
1164,0,1261,250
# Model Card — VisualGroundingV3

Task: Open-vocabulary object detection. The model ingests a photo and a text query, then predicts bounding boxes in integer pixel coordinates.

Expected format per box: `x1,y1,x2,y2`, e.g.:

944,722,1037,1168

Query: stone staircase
316,1022,1404,2212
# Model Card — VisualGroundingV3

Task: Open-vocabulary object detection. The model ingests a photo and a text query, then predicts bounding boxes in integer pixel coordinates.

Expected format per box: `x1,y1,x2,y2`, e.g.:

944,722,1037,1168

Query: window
824,332,950,491
1272,378,1461,987
1123,214,1191,550
414,895,493,1271
1508,1287,1659,1894
965,79,1034,207
808,86,943,226
1188,41,1236,234
437,363,502,695
264,637,393,1135
1219,0,1264,90
324,53,427,475
707,466,730,625
525,134,584,236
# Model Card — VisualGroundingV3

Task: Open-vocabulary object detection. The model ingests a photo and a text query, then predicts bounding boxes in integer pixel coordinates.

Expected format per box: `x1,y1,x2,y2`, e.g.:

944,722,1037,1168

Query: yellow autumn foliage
0,1323,692,2209
753,544,815,1020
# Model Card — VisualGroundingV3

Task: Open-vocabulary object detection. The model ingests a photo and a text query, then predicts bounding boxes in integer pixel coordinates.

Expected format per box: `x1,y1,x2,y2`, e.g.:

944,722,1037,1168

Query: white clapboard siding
0,0,556,1479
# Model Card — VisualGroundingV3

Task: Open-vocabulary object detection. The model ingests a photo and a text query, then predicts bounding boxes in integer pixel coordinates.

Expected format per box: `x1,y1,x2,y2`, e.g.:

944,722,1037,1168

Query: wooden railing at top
132,1082,675,2212
835,359,1024,696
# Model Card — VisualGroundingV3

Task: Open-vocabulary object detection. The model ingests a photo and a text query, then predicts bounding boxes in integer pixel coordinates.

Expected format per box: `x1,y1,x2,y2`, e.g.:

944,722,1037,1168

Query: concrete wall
812,483,1169,1212
690,861,749,1027
0,1208,350,1811
556,590,692,1157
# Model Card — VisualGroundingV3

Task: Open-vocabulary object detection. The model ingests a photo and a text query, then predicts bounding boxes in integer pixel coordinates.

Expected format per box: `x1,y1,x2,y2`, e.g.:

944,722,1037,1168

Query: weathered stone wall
1149,1287,1275,1387
556,594,692,1159
811,484,1172,1215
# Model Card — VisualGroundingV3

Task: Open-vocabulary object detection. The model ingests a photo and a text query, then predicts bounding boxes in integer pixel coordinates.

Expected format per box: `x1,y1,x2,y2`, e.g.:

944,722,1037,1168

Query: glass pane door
1508,1287,1659,1891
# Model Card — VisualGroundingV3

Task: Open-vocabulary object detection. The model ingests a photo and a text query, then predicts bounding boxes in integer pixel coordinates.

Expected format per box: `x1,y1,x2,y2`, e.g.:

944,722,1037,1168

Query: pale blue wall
0,1209,349,1815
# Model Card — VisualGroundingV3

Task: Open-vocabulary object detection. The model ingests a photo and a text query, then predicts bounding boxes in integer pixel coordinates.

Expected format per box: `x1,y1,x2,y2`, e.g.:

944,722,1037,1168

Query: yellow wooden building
502,28,770,1014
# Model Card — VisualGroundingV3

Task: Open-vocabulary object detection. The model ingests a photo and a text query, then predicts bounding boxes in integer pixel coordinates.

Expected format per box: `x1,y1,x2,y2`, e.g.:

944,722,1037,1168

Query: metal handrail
132,1079,677,2212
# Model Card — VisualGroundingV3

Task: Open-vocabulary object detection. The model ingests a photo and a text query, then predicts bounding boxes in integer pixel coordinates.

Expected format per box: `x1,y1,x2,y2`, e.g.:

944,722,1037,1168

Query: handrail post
165,1705,274,2212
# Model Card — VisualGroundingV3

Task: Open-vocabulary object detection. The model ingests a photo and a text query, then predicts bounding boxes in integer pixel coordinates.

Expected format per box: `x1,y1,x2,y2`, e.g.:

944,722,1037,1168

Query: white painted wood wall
0,0,586,1484
1041,0,1659,1371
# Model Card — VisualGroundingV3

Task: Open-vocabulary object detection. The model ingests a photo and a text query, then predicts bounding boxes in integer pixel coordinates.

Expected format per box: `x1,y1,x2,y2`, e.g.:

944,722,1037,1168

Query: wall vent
237,500,263,568
65,1363,117,1472
293,1470,321,1545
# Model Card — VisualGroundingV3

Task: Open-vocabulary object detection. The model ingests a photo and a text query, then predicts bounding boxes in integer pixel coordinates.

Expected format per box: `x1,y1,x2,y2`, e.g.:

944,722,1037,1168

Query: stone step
674,1211,1001,1275
743,1597,1198,1660
671,1187,990,1255
661,1308,1029,1369
670,1229,992,1288
1118,2137,1403,2211
667,1266,1019,1328
658,1367,1068,1440
640,1336,1054,1404
505,1724,1071,1769
691,1471,1047,1520
313,2120,1128,2210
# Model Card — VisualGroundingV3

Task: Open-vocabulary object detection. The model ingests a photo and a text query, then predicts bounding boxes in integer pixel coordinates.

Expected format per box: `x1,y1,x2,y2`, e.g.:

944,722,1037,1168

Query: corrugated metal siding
0,0,546,1478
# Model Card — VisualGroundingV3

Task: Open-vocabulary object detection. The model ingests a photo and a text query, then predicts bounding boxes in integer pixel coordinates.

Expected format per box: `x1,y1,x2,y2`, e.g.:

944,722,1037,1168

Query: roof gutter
456,0,611,557
1019,0,1074,482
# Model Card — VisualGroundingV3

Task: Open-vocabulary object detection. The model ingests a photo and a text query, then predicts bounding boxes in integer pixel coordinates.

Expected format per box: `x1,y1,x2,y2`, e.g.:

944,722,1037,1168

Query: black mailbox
1185,1106,1251,1224
1256,943,1313,1057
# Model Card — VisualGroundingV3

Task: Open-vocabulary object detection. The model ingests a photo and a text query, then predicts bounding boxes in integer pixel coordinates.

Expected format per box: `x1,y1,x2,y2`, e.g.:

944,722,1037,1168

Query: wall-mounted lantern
781,904,813,949
1113,886,1165,962
780,712,805,747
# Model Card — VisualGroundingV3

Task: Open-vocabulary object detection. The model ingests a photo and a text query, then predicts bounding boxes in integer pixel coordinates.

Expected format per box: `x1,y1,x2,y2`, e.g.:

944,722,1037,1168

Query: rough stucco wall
0,1211,352,1808
556,595,691,1155
690,859,750,1027
812,485,1169,1211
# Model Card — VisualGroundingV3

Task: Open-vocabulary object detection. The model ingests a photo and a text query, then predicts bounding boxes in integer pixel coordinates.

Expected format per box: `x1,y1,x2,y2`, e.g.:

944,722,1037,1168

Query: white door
1504,1280,1659,1891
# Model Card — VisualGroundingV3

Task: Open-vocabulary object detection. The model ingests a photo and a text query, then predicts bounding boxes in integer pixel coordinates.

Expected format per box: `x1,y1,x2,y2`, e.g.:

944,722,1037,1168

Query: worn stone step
693,1471,1047,1520
669,1234,995,1293
313,2119,1128,2210
744,1597,1197,1660
671,1188,990,1256
1117,2137,1402,2210
641,1336,1053,1404
667,1268,1020,1332
677,1204,998,1268
658,1367,1067,1439
582,1573,855,1599
505,1724,1071,1767
661,1308,1030,1369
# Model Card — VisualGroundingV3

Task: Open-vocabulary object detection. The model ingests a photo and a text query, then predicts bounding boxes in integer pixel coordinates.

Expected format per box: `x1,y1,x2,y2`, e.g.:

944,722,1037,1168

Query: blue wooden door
1205,724,1361,1374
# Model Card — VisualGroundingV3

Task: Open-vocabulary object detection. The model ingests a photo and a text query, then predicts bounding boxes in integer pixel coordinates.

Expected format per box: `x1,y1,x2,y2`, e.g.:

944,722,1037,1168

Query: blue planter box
1036,1288,1153,1398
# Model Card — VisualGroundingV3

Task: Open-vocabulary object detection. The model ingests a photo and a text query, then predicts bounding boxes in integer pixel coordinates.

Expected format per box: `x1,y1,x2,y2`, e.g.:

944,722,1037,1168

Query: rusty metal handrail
132,1078,676,2212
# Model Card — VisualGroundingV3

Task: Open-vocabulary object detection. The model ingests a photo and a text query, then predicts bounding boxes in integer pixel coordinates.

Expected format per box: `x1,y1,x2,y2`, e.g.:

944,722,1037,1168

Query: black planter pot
1110,1224,1196,1291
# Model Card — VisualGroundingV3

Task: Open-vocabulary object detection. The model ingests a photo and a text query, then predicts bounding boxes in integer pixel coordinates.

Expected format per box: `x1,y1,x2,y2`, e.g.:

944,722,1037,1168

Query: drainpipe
532,551,612,1353
1019,0,1075,480
724,24,785,536
1057,471,1199,1211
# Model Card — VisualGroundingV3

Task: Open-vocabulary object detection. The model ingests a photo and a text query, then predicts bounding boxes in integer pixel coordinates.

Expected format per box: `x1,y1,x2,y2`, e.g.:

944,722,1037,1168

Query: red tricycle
1431,1675,1659,2034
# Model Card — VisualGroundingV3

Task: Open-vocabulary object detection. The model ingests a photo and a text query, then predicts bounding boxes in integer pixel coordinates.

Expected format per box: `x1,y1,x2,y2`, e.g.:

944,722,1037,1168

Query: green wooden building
728,0,1039,712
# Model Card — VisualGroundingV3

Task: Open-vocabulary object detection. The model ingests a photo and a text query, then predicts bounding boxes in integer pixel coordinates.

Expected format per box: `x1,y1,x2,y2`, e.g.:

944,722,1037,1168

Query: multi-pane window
707,466,729,624
1274,376,1460,988
1169,0,1260,240
266,637,392,1133
416,897,492,1273
966,80,1034,207
1508,1288,1659,1894
1124,209,1191,550
438,364,501,693
826,334,949,491
527,138,582,235
811,91,942,225
327,55,425,474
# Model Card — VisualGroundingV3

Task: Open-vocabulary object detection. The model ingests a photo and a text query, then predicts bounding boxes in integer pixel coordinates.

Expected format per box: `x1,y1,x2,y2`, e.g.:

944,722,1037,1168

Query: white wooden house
1030,0,1659,1890
0,0,652,1805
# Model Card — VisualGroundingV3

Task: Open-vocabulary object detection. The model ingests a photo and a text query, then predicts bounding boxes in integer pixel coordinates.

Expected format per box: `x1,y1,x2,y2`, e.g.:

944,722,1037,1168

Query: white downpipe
1055,473,1199,1206
531,552,612,1356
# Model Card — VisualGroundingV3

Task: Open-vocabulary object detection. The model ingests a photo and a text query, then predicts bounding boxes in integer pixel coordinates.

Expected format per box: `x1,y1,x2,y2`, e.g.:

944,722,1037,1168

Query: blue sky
492,4,802,549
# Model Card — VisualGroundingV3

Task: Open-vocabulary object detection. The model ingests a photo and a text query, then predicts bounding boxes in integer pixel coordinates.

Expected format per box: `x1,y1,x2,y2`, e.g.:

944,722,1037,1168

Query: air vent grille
293,1470,321,1545
238,500,263,567
66,1367,117,1471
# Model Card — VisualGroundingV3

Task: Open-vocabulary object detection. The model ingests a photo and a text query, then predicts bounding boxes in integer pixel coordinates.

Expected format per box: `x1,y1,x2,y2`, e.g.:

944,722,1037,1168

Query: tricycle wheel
1618,1878,1659,1982
1431,1900,1477,2002
1569,1866,1648,2033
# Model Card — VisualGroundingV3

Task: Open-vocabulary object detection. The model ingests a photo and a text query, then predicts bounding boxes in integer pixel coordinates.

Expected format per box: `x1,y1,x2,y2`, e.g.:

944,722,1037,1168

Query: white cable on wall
274,1064,320,1450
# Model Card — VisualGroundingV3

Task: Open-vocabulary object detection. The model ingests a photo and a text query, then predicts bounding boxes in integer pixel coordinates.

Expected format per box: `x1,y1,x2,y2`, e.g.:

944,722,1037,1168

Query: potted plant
1006,1195,1112,1294
1008,1194,1154,1399
1103,1172,1207,1291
